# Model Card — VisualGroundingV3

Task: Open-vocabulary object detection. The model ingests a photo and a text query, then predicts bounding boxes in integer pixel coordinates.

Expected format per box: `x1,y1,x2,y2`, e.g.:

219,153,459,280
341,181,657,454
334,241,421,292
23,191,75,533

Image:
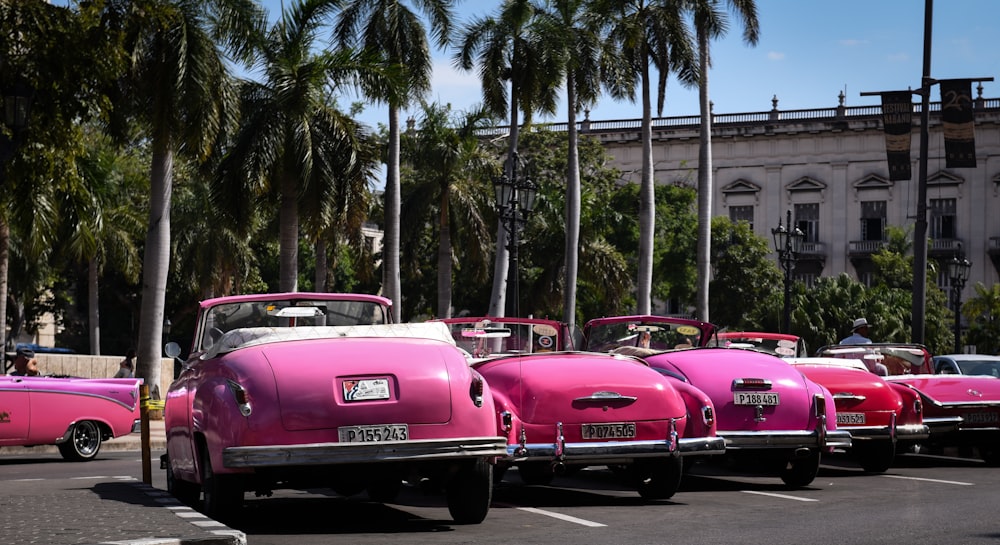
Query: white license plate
837,412,866,425
734,392,780,405
962,412,1000,424
343,378,390,401
338,424,408,443
582,422,636,439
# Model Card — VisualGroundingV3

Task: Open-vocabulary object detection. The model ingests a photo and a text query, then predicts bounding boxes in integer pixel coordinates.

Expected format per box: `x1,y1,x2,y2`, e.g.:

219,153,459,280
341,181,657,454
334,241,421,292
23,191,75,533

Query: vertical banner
880,91,913,181
939,79,977,168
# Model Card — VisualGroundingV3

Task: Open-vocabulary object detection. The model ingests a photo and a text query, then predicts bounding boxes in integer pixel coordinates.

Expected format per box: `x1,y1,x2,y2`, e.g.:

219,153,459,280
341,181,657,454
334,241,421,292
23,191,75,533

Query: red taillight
470,376,484,408
814,393,826,418
702,405,715,428
227,380,252,417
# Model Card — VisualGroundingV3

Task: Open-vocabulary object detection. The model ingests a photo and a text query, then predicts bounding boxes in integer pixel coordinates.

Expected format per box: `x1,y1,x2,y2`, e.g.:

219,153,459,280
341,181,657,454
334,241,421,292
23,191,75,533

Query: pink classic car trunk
646,349,816,432
255,337,455,431
485,353,684,426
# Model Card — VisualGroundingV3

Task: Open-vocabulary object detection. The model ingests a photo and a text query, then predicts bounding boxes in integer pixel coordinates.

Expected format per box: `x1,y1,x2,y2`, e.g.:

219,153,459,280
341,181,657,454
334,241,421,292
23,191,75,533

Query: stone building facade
568,91,1000,298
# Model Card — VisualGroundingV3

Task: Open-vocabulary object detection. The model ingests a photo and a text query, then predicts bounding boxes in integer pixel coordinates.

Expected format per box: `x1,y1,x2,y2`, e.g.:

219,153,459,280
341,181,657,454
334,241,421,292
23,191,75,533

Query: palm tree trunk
88,256,101,355
637,60,655,315
695,29,712,322
315,238,328,292
136,143,172,401
563,76,581,331
488,96,520,318
384,105,402,321
0,219,9,357
437,181,453,318
278,167,299,292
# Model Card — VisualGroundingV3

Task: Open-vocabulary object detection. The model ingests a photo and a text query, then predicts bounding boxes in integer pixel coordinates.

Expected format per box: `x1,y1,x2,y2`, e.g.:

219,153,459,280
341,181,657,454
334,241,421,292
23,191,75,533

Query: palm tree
217,0,390,294
109,0,261,399
454,0,560,318
690,0,758,323
332,0,456,322
399,102,496,318
532,0,606,331
597,0,695,315
63,127,147,354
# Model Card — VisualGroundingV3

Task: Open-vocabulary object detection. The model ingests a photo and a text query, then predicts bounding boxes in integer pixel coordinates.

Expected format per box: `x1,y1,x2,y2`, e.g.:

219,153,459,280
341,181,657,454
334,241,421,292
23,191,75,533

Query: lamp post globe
772,210,803,334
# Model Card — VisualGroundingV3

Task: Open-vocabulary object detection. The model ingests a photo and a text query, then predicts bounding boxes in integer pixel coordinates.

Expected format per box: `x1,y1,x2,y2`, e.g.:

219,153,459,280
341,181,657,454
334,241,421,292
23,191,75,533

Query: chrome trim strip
222,436,507,468
843,424,930,441
505,435,726,461
720,429,853,449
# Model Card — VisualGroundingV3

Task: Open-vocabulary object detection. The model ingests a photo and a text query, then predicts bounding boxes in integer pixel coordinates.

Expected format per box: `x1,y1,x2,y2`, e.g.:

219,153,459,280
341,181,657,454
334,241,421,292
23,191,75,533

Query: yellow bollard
140,384,152,484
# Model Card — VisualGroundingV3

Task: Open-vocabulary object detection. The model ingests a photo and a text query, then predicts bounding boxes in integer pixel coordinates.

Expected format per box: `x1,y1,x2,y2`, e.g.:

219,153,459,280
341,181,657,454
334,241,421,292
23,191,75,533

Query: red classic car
787,357,928,472
817,343,1000,465
0,375,143,461
436,317,725,500
583,316,852,488
162,293,506,523
712,331,809,357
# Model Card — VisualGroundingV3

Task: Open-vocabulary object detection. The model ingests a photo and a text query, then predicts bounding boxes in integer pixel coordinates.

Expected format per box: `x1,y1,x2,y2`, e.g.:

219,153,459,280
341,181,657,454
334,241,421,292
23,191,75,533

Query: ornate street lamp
947,256,972,353
494,151,537,318
1,78,35,184
772,210,804,334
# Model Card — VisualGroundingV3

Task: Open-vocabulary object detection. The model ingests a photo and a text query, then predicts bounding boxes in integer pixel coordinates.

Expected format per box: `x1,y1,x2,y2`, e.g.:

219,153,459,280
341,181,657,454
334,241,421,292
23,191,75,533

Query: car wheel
200,448,243,520
446,458,493,524
780,449,820,488
57,421,102,462
855,442,896,473
635,456,683,500
979,445,1000,466
517,462,554,486
165,455,201,506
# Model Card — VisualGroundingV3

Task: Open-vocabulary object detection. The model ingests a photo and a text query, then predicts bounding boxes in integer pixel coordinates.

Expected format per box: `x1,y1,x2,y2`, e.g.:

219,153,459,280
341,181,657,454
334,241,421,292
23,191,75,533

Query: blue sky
258,0,1000,130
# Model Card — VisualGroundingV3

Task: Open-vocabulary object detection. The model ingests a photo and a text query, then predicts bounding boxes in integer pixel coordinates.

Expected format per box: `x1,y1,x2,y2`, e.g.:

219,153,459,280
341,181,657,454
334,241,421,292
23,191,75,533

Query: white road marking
741,490,819,502
882,474,973,486
500,504,607,527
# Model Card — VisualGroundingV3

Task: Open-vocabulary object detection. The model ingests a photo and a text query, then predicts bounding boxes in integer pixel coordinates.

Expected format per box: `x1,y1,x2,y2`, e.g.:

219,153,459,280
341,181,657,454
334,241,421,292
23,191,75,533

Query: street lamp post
947,256,972,354
1,78,35,186
494,152,537,319
772,210,804,334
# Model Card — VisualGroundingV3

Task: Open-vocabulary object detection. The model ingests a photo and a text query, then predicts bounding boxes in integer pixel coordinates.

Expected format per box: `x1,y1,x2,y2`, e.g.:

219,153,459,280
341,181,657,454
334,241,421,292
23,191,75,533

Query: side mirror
164,342,182,359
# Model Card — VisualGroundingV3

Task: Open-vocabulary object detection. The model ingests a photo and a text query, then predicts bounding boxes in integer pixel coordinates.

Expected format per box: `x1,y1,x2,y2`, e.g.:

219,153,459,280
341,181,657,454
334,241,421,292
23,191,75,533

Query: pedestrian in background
115,349,135,378
9,347,40,376
840,318,873,345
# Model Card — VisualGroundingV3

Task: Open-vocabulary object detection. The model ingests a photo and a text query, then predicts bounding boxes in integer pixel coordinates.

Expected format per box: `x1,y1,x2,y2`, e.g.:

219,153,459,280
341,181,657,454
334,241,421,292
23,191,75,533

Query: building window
930,198,956,239
794,203,819,243
729,205,754,229
860,200,886,241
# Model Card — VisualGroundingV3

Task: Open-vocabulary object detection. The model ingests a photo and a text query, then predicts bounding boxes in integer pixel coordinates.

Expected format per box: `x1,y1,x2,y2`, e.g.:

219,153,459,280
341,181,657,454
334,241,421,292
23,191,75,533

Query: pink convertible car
162,293,506,523
0,375,142,461
583,316,852,488
434,317,725,500
817,343,1000,465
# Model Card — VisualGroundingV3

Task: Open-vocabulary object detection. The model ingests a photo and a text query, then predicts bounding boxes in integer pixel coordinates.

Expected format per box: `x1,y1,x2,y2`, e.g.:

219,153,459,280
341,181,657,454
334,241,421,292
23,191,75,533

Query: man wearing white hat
840,317,873,345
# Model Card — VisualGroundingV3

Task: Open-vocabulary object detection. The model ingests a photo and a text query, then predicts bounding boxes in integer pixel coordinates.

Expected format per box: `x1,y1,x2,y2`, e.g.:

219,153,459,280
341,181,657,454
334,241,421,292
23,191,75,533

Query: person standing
115,349,136,378
840,318,873,345
9,347,40,376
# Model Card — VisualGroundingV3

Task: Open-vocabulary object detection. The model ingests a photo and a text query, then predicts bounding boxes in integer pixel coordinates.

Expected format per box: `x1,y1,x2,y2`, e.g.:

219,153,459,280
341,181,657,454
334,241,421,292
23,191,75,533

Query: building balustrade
797,241,827,258
848,240,889,255
929,238,966,256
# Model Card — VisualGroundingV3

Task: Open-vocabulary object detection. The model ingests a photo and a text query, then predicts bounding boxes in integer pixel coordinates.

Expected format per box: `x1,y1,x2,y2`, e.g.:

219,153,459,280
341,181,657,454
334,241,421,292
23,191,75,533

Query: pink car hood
474,352,685,425
644,348,816,431
247,336,459,431
887,375,1000,407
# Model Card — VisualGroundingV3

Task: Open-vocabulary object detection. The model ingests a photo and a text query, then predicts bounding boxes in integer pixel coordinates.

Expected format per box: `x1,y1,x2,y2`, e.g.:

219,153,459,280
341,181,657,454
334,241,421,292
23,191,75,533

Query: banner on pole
880,91,913,181
940,79,977,168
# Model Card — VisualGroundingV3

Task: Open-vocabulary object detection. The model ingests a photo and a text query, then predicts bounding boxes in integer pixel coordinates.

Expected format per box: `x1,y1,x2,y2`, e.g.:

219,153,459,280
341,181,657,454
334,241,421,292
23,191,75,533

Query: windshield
198,299,389,352
585,321,705,353
438,319,564,358
956,359,1000,377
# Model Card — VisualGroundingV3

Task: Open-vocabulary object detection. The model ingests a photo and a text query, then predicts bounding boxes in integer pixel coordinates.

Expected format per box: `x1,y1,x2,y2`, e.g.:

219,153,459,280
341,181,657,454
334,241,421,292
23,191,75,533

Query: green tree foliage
962,282,1000,355
709,216,781,330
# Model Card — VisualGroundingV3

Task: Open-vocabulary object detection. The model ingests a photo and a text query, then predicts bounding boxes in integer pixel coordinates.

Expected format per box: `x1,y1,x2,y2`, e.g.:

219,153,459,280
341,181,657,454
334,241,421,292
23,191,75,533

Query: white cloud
839,39,869,47
767,51,786,61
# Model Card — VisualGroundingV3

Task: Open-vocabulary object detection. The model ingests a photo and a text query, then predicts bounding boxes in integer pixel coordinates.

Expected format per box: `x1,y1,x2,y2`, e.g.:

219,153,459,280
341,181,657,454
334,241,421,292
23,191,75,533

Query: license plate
338,424,408,443
837,412,866,425
581,422,636,439
343,378,390,401
962,412,1000,424
734,392,780,405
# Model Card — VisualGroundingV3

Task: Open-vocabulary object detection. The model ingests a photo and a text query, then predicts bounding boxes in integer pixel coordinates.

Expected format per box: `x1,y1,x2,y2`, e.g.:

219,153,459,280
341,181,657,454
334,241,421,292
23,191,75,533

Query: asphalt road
2,449,997,545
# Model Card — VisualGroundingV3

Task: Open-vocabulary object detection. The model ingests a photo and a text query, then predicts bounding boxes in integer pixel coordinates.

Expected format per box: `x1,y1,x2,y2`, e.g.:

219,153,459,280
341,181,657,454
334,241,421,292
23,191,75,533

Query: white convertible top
786,357,870,372
202,322,457,359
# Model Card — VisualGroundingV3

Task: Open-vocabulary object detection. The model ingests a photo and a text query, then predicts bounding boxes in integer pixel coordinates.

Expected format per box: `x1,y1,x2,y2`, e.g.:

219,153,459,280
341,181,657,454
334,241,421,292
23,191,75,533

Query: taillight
814,393,826,419
701,405,715,428
227,380,252,417
470,376,484,408
914,398,923,416
500,411,513,432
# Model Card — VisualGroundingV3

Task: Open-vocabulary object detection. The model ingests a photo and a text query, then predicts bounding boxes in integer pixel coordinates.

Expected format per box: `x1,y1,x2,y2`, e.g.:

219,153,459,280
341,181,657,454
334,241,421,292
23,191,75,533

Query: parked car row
153,292,1000,525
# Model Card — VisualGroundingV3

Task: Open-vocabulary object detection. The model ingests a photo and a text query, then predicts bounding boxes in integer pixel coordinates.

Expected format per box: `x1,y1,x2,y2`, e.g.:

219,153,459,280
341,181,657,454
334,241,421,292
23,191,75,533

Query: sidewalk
0,419,247,545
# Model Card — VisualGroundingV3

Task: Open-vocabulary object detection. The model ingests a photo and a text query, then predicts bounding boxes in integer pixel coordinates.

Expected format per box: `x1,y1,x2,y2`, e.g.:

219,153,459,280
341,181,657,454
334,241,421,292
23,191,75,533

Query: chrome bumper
505,435,726,463
846,424,930,442
130,419,142,434
223,436,507,468
720,429,853,450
